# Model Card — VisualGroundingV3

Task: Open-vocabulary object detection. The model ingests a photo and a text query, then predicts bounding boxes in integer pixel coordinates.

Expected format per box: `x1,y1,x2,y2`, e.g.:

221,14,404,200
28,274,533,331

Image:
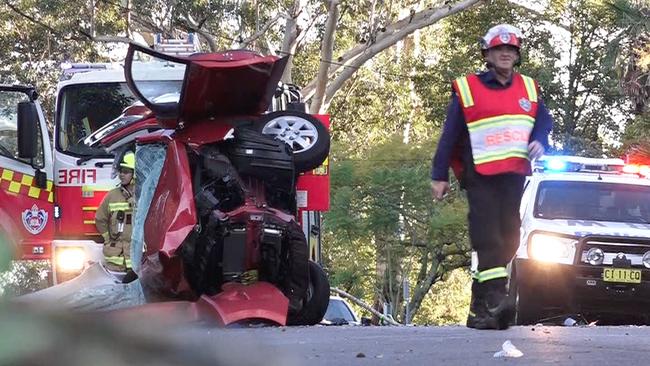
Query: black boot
484,278,515,330
466,280,499,329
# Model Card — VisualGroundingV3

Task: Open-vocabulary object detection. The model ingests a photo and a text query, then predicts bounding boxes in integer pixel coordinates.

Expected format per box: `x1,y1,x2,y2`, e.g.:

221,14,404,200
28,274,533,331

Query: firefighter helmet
481,24,522,50
120,152,135,170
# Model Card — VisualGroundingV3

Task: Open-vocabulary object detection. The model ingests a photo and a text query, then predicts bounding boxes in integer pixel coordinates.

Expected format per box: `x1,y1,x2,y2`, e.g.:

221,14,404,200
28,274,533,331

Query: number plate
603,268,641,284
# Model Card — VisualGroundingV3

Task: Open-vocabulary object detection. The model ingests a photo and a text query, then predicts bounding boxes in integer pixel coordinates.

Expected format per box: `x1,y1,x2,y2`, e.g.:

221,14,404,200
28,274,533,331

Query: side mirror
17,101,39,159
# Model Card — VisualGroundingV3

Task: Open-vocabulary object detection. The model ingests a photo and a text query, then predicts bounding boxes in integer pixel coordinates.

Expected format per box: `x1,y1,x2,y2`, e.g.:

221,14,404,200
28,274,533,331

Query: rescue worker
96,151,135,273
431,24,553,329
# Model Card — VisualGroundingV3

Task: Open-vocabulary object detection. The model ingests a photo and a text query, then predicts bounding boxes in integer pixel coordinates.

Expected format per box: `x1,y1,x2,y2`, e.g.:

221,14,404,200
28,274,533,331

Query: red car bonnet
124,44,288,129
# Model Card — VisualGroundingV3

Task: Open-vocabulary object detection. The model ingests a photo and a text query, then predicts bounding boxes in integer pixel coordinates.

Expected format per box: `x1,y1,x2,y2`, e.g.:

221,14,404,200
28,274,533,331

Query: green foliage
327,53,427,154
0,234,12,273
606,0,650,117
324,134,470,322
0,260,50,297
0,0,125,124
412,268,472,325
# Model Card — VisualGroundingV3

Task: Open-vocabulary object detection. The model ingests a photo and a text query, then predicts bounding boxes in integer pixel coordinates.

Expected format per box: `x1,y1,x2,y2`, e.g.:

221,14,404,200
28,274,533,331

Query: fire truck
3,36,329,287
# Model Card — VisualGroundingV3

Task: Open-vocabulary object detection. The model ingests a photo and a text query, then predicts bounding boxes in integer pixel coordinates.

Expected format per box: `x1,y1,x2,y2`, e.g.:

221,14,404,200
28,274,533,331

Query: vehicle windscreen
324,299,356,322
57,81,181,156
535,181,650,224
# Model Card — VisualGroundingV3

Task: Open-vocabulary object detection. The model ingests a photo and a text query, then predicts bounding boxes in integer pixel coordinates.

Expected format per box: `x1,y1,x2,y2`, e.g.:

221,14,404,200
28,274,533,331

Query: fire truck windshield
56,81,181,156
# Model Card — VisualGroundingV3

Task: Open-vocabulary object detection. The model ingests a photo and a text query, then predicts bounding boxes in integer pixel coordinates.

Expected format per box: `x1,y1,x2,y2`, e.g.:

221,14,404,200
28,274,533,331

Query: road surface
3,302,649,365
178,324,650,365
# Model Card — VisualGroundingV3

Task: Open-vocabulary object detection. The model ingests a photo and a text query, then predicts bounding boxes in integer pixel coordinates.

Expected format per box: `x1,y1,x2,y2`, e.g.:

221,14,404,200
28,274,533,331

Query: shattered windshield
535,181,650,224
56,81,181,156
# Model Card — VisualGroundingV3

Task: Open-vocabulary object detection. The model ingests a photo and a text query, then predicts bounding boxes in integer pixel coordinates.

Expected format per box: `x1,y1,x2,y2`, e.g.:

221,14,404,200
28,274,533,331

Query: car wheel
287,261,330,326
510,263,544,325
255,111,330,173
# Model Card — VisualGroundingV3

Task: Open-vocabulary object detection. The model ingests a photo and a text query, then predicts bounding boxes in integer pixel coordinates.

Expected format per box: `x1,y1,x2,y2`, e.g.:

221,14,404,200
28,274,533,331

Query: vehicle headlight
55,247,86,272
643,252,650,269
528,233,576,263
586,248,604,265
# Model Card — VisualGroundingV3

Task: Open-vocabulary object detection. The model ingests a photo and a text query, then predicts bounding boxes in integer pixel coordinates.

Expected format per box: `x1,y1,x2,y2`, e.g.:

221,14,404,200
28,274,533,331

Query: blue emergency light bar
545,158,567,171
534,156,627,174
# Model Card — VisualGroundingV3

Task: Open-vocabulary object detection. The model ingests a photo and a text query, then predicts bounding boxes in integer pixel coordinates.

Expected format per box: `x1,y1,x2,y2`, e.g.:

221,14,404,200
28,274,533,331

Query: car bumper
515,258,650,315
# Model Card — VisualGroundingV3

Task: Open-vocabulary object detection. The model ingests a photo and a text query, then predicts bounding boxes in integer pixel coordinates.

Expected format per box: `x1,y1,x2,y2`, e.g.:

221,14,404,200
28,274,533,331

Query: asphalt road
4,302,650,365
181,324,650,366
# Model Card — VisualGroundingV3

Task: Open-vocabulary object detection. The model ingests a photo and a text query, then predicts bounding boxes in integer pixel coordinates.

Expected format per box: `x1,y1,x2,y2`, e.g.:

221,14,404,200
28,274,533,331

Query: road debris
493,340,524,358
564,317,577,326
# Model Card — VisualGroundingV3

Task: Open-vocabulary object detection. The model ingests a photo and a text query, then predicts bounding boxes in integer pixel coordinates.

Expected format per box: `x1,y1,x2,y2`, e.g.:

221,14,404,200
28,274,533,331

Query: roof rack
153,33,201,57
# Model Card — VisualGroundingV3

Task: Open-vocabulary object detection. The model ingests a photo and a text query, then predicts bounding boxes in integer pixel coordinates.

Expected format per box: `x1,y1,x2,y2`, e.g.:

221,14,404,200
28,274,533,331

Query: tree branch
240,13,283,49
86,34,137,44
279,0,305,83
506,0,570,32
4,0,76,41
321,0,481,109
177,15,217,52
303,0,483,107
331,287,401,326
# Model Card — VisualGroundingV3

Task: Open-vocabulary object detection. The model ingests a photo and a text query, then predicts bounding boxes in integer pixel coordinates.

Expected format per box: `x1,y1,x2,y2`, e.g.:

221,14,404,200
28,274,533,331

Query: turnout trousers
464,169,525,273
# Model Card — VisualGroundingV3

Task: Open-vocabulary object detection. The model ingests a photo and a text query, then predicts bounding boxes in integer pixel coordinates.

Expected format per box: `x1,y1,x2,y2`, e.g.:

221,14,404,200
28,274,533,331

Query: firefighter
96,151,135,272
430,24,553,329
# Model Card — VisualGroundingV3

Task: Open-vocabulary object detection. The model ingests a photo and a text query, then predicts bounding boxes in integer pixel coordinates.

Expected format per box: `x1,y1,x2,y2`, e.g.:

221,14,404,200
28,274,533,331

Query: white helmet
481,24,523,50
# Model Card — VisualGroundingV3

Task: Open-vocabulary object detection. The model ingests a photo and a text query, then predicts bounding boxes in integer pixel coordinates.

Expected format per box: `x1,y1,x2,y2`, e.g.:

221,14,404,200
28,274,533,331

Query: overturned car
86,44,331,326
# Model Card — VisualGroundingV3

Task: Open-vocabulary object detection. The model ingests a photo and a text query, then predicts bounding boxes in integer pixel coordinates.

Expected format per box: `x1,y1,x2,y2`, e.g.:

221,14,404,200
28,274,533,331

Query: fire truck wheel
287,261,330,326
255,111,330,173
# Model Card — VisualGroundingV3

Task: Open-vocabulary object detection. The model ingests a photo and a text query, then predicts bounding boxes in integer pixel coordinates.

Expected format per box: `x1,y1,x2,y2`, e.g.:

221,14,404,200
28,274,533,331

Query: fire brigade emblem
22,204,48,235
499,33,511,43
519,98,532,112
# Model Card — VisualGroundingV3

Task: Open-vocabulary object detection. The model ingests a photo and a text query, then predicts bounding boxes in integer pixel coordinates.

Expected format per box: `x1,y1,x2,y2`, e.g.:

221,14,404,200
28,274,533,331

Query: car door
0,86,54,260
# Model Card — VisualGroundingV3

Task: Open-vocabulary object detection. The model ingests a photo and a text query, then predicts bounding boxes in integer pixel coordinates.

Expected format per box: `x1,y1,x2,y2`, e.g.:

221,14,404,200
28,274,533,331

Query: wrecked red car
93,43,331,326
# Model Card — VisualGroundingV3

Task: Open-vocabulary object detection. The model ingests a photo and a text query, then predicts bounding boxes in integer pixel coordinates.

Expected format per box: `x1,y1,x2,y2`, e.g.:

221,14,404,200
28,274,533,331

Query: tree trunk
407,253,440,319
89,0,96,38
279,0,305,83
310,0,339,114
125,0,132,38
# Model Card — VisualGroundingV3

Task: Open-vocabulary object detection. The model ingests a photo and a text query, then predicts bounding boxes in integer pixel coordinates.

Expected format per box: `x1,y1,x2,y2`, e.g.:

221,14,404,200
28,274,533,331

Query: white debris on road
493,340,524,358
564,317,577,326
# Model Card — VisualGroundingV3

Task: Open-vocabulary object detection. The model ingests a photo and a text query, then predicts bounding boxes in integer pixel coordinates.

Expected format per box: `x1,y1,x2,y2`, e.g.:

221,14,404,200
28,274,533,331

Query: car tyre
255,111,330,173
510,262,544,325
287,261,330,326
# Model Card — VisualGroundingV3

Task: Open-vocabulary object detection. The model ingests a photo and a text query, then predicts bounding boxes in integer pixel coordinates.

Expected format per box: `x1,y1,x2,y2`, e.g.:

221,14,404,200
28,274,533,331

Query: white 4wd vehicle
511,156,650,325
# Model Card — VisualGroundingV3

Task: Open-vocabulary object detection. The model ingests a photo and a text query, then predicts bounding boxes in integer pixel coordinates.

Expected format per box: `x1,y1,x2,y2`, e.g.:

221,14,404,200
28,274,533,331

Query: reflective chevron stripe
521,75,538,102
0,168,53,202
476,267,508,283
455,76,475,108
